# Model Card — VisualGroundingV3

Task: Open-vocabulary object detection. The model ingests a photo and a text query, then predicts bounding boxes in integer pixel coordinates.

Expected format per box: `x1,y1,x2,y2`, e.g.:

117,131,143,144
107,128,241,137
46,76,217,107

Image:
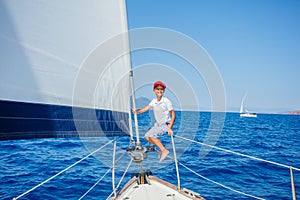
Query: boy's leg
145,136,169,162
145,136,166,151
144,125,169,161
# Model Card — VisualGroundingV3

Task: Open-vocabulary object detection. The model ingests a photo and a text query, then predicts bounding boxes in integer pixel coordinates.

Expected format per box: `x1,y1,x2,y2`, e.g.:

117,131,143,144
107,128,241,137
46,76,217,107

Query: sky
126,0,300,113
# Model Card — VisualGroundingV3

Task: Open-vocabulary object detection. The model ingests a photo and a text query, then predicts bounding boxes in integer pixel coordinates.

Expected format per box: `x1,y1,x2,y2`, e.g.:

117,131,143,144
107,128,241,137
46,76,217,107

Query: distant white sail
239,93,247,113
239,93,257,118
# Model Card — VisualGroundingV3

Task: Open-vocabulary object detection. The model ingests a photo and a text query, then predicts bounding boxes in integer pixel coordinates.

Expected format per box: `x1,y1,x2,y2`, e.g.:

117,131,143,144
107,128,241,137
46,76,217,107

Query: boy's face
153,86,165,97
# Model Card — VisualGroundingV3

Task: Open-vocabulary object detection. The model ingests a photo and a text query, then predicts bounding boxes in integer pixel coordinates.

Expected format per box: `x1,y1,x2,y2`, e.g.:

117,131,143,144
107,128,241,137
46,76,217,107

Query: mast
121,0,142,148
129,70,141,147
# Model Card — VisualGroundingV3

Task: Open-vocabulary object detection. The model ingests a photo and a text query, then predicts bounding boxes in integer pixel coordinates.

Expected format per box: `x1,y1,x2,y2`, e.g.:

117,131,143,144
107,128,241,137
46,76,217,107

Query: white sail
0,0,131,108
239,93,247,113
0,0,132,139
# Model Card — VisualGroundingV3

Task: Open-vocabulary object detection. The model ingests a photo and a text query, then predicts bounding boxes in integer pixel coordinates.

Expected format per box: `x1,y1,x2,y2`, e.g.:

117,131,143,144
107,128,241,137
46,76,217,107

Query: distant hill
290,110,300,115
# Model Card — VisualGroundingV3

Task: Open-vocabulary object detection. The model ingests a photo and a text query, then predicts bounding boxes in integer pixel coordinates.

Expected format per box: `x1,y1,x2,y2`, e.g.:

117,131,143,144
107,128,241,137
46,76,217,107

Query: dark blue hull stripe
0,100,129,140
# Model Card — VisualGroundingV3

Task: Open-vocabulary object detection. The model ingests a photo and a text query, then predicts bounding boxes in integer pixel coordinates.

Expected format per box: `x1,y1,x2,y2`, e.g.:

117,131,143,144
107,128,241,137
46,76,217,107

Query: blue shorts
144,124,169,138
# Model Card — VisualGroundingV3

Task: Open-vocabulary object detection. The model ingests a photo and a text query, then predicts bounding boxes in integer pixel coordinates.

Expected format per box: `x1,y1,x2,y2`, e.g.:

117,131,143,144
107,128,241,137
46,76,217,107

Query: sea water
1,112,299,200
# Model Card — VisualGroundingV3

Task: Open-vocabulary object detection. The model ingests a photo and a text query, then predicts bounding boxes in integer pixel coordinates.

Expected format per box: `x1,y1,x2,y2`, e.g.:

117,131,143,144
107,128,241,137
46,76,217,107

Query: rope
106,158,133,200
176,135,300,171
13,140,113,200
178,161,266,200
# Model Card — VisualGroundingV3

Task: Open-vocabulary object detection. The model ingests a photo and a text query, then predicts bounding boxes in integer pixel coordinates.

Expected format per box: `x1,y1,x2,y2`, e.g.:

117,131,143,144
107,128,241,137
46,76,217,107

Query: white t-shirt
149,97,173,126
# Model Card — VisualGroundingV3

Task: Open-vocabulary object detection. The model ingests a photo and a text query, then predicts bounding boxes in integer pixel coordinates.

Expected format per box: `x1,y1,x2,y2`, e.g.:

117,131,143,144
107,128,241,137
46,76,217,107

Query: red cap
153,81,166,89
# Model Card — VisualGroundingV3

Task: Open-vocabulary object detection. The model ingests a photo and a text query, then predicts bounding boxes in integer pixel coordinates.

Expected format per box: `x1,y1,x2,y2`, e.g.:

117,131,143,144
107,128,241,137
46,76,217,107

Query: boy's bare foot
158,150,162,158
159,150,169,162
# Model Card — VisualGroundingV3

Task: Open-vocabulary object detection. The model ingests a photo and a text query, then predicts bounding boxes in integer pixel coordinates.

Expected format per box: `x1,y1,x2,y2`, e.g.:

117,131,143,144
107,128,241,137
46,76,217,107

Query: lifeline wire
80,143,129,199
13,139,114,200
176,135,300,171
106,158,133,200
175,135,299,199
178,161,265,200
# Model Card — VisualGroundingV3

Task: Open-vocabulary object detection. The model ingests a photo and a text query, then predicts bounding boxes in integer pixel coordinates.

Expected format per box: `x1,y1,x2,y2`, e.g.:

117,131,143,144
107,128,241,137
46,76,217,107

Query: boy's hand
168,129,173,136
132,108,138,114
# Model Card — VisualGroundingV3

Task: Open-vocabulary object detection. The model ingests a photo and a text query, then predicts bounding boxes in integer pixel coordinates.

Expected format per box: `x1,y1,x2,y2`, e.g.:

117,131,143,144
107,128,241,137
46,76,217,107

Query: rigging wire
106,158,133,200
112,138,117,197
77,145,130,199
178,161,266,200
11,133,298,199
13,139,114,200
170,134,181,190
79,137,134,199
176,135,300,171
175,135,299,199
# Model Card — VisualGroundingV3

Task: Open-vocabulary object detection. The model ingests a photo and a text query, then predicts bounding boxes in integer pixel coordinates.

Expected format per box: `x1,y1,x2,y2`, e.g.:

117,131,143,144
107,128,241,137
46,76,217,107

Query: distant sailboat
239,93,257,118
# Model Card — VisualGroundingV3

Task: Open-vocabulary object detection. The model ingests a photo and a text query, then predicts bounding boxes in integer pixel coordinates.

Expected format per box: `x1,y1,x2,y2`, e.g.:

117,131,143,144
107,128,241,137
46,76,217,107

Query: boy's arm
168,110,176,135
132,105,151,114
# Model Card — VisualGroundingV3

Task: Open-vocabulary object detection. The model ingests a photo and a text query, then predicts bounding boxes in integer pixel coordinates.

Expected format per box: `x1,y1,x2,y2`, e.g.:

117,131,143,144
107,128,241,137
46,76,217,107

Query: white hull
113,175,204,200
240,113,257,118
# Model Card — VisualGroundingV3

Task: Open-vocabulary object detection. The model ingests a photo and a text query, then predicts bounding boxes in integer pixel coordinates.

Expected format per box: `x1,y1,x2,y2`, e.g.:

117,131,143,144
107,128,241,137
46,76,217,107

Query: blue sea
1,112,300,200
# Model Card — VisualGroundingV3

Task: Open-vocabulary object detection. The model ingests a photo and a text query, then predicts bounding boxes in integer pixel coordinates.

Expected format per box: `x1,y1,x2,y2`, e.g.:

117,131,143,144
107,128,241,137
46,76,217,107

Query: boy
132,81,176,162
